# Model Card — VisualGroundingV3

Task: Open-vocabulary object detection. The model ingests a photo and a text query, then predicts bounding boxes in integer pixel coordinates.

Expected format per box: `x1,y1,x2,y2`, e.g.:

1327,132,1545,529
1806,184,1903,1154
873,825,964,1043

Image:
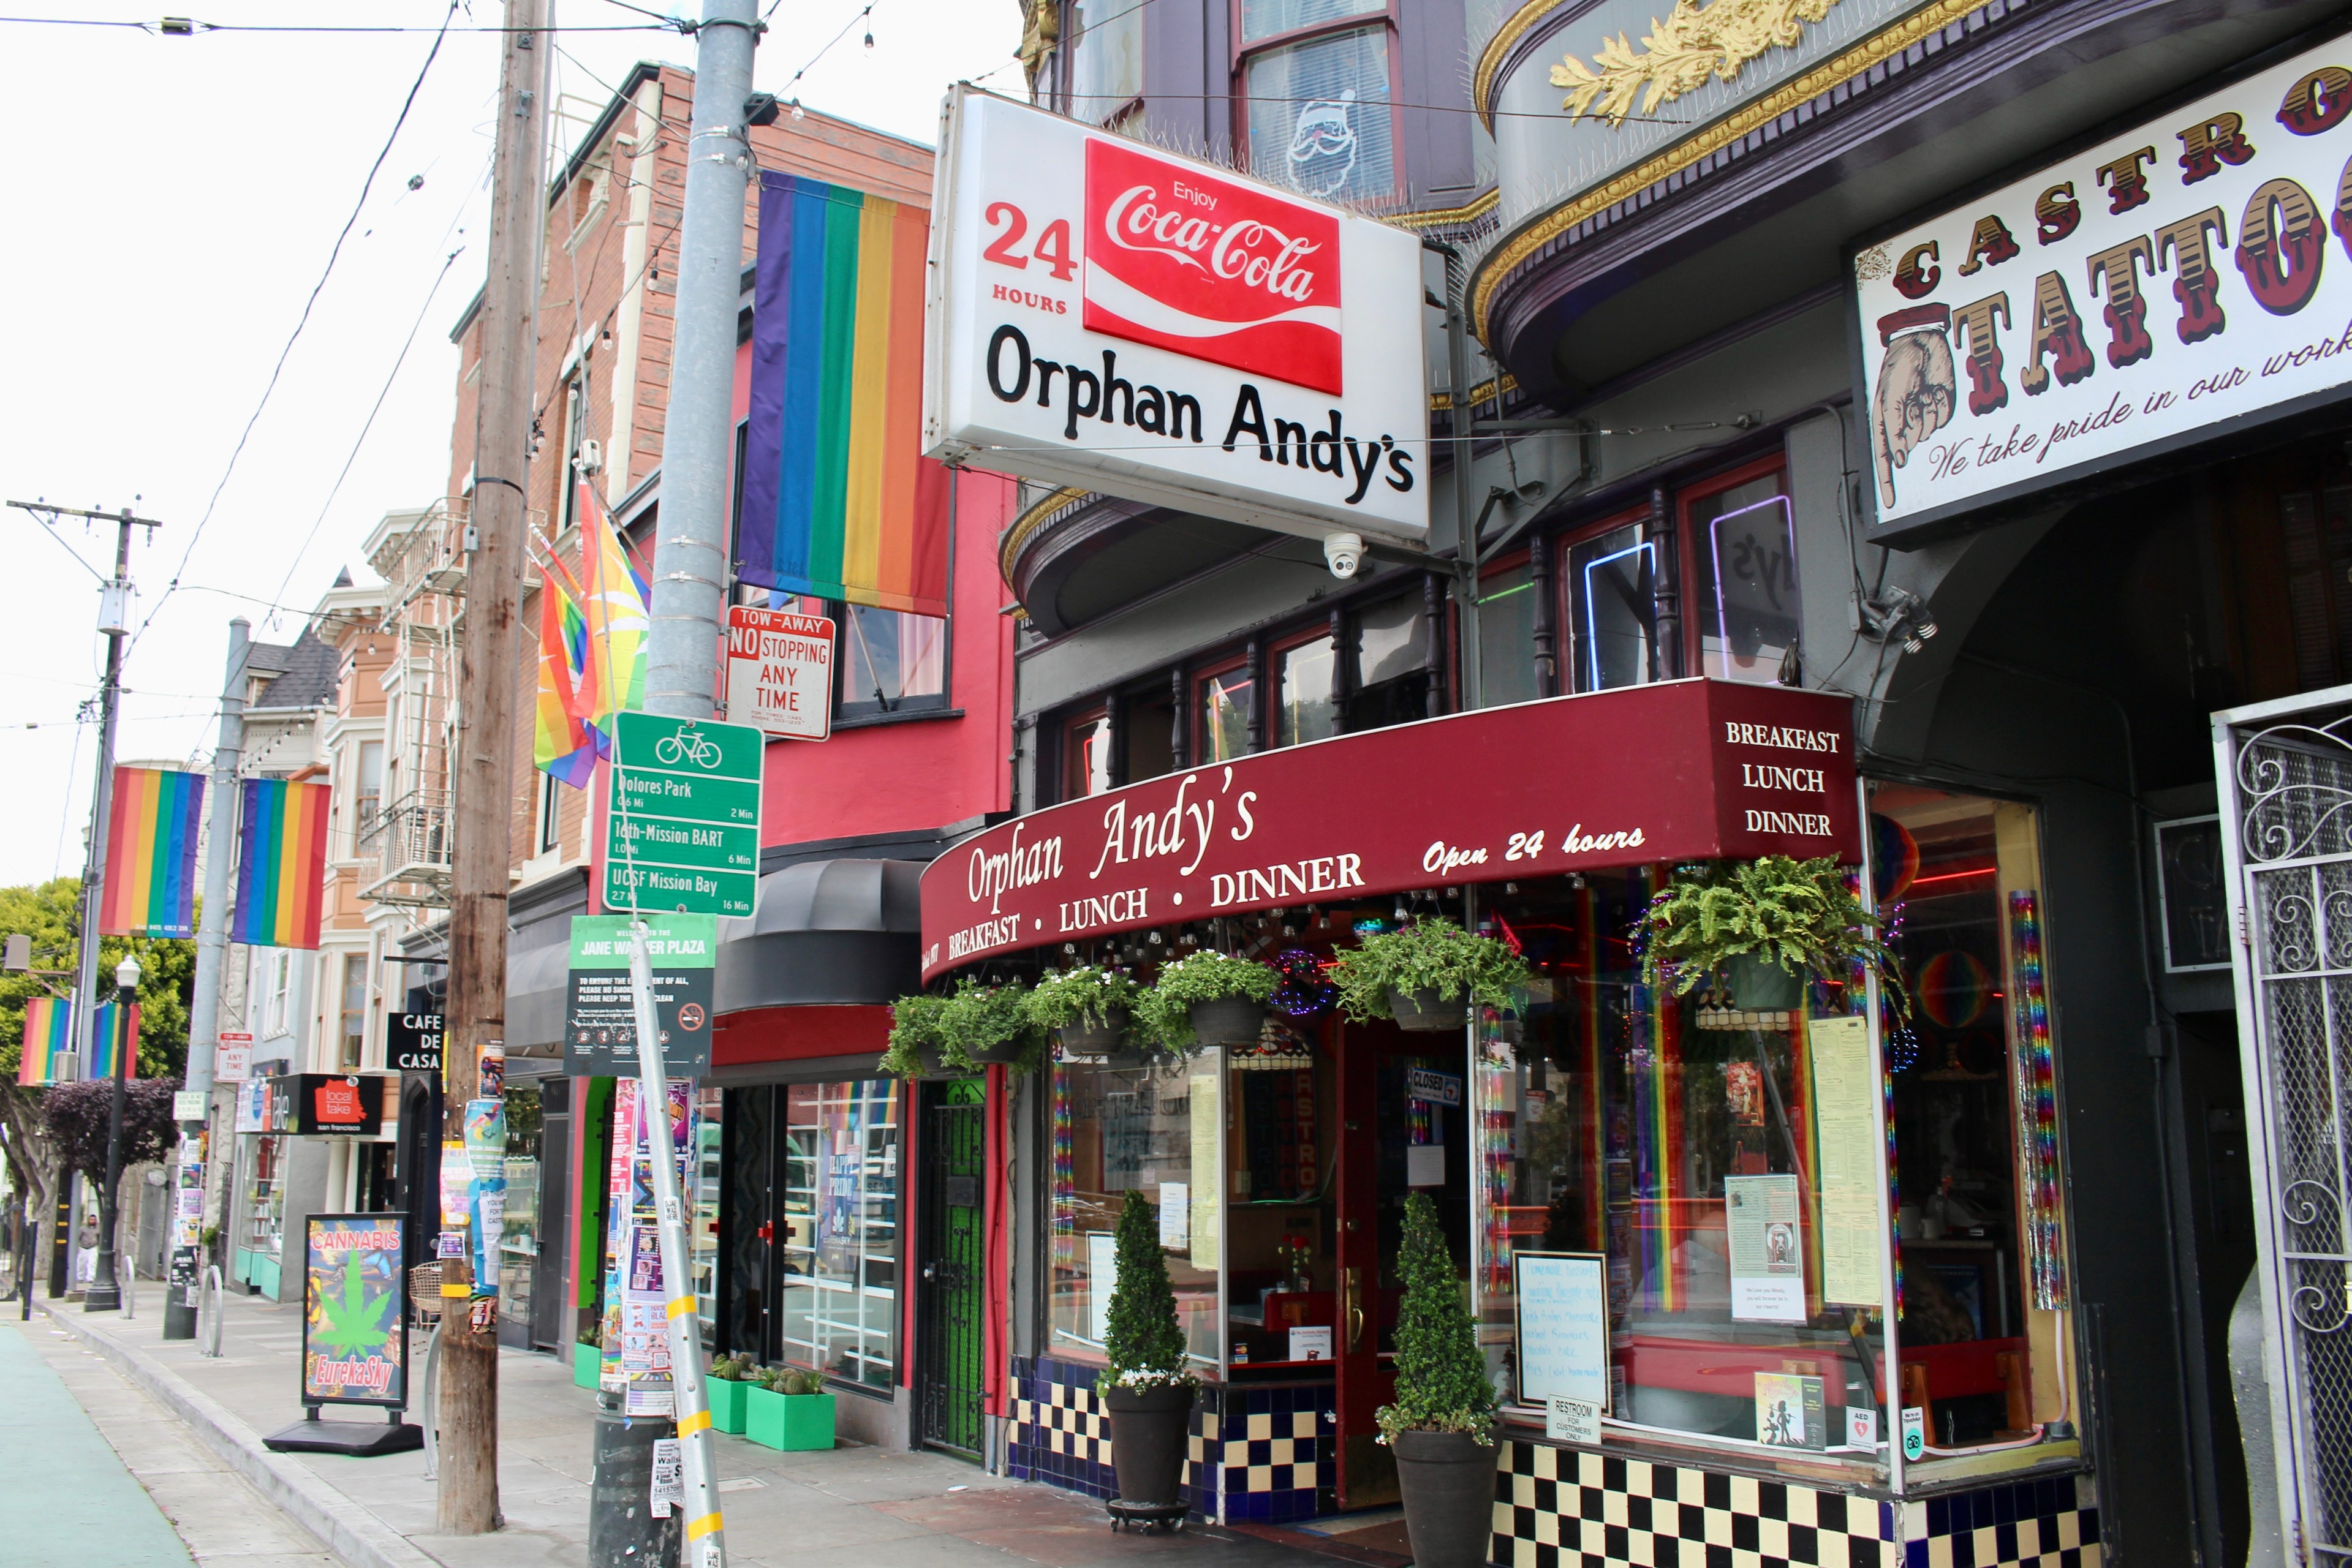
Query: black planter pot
1188,997,1265,1049
1052,1010,1130,1058
1103,1382,1195,1507
1392,1428,1498,1568
1389,987,1469,1032
954,1035,1030,1068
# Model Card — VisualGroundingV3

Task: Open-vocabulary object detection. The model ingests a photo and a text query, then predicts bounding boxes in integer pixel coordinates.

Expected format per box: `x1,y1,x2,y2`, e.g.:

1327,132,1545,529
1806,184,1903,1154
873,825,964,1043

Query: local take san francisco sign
1855,40,2352,540
923,86,1429,546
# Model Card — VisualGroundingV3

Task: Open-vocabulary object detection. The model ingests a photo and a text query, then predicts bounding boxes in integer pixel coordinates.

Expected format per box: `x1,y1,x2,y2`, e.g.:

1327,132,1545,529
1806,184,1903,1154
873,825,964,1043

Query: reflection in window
1478,565,1538,707
778,1079,901,1389
1240,0,1383,43
499,1084,542,1333
1050,1054,1221,1371
842,605,945,710
1688,474,1798,684
1567,524,1656,693
1279,636,1338,745
1244,26,1394,202
1068,0,1143,124
1348,592,1429,731
1065,709,1112,801
1199,666,1254,763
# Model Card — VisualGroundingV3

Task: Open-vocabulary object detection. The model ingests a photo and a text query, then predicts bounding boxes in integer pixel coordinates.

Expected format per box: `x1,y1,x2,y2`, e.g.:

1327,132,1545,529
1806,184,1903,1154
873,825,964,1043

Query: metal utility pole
439,0,548,1534
166,617,249,1341
643,0,759,719
7,500,162,1313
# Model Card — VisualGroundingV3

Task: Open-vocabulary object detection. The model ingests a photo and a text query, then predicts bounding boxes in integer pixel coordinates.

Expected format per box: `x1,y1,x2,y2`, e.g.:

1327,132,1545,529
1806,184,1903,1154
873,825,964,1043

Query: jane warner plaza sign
1856,39,2352,542
918,679,1858,981
922,85,1429,546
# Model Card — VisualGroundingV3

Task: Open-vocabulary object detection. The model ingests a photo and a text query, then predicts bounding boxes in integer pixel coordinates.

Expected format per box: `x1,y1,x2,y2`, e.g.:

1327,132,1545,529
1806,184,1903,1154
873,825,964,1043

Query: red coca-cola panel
1081,138,1344,395
919,679,1859,981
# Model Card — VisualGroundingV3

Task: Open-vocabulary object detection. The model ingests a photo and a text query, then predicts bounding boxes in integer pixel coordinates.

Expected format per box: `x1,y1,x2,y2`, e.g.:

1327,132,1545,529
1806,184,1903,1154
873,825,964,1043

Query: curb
37,1300,445,1568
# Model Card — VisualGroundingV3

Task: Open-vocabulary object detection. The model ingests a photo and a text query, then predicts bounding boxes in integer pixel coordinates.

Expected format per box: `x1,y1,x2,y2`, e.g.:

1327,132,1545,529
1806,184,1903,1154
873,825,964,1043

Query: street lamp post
84,953,138,1313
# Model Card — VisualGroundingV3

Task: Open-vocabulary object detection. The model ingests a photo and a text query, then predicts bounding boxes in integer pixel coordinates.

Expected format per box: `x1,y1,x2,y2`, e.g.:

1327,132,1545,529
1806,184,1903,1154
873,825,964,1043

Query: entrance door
534,1078,572,1352
2220,688,2352,1558
917,1078,988,1455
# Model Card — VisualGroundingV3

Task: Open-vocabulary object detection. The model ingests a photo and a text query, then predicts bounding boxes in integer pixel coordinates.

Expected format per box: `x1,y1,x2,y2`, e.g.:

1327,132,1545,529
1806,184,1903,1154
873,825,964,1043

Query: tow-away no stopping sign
725,605,834,742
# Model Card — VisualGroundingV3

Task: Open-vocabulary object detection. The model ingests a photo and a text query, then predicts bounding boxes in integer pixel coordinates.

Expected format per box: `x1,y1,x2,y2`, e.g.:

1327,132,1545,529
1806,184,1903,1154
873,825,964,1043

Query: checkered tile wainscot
1491,1438,2101,1568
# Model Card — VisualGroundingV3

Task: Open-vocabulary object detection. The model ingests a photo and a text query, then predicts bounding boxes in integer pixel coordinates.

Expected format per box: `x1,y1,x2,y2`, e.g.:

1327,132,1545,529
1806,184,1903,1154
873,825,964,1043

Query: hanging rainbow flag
88,1000,139,1080
578,479,648,749
17,997,71,1085
740,172,950,617
232,778,330,949
99,767,206,938
535,568,598,788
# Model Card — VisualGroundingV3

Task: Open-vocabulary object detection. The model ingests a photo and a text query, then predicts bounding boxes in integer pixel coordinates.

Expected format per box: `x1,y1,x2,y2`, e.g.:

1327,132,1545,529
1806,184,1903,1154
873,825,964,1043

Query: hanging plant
1327,918,1530,1024
1137,949,1276,1049
935,978,1043,1074
1025,965,1142,1035
1637,856,1909,1017
878,991,948,1079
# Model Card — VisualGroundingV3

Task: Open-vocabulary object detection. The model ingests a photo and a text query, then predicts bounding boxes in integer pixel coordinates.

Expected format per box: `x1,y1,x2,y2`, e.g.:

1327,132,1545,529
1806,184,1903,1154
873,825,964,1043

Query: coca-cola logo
1083,140,1344,395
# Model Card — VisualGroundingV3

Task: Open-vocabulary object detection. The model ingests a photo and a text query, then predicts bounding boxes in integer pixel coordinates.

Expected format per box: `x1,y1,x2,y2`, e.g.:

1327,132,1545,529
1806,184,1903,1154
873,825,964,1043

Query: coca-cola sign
1083,139,1343,394
918,679,1858,981
925,86,1427,545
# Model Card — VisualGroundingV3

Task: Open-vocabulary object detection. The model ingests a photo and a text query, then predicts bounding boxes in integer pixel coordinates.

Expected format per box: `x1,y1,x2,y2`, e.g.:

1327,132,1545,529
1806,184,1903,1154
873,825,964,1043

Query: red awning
919,677,1857,981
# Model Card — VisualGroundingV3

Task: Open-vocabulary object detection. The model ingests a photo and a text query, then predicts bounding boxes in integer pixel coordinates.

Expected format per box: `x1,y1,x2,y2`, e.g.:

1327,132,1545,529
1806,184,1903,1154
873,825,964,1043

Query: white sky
0,0,1023,887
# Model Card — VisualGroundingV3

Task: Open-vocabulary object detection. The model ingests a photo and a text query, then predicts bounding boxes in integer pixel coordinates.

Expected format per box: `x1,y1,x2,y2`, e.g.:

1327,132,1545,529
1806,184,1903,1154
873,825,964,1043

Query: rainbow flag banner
100,767,206,938
232,778,330,949
17,997,72,1085
88,1000,139,1080
740,171,950,617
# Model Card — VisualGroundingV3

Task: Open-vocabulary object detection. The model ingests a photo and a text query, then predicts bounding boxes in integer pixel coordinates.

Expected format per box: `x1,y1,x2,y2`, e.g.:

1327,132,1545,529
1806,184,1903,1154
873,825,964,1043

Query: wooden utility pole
439,0,548,1533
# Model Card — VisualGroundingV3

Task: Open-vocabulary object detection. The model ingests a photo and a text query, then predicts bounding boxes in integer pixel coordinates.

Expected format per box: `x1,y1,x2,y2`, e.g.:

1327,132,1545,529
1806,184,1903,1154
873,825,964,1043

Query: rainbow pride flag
88,1000,138,1080
740,172,950,617
232,778,330,949
100,767,205,938
17,996,71,1085
535,567,598,788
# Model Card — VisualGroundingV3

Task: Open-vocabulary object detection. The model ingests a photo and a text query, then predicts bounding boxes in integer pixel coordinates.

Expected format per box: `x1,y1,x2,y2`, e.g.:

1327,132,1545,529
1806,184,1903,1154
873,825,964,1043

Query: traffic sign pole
626,920,725,1568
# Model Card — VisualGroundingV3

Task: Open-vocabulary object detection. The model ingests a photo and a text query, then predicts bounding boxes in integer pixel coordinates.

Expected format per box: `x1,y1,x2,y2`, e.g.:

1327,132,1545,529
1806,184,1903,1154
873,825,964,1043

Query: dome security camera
1323,531,1364,579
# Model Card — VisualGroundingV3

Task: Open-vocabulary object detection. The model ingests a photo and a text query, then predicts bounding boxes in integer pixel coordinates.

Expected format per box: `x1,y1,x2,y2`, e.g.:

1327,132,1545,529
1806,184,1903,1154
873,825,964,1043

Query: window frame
1192,655,1257,766
1064,0,1146,128
1554,503,1658,696
1674,453,1793,682
1229,0,1408,205
1268,622,1341,747
830,599,955,725
1060,703,1113,804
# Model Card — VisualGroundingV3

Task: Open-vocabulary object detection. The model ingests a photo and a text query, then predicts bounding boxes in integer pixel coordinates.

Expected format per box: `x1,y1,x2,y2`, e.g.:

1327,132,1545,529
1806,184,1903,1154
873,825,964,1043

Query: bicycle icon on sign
653,729,725,770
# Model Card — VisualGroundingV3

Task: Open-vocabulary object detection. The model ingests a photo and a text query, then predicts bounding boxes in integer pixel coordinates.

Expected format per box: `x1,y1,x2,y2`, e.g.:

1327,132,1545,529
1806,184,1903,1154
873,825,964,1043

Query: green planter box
708,1376,750,1434
573,1342,602,1390
745,1387,835,1451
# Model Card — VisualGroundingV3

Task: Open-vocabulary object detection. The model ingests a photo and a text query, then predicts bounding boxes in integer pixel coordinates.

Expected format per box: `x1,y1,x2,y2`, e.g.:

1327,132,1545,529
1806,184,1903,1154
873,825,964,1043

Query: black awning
716,858,923,1013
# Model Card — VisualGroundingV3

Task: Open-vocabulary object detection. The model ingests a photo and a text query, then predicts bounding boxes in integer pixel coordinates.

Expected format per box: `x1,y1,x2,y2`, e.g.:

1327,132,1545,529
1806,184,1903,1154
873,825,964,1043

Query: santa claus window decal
1237,1,1399,205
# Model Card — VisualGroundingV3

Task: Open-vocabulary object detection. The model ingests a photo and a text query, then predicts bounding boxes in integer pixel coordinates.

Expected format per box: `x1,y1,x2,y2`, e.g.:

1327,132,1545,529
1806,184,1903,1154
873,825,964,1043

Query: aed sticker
1846,1406,1878,1450
1900,1406,1925,1461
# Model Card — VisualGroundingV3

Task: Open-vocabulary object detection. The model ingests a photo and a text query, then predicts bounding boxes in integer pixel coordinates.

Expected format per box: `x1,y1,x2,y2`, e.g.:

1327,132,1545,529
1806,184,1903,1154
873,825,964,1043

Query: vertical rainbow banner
100,767,205,938
17,997,71,1085
88,1000,139,1080
232,778,330,949
739,172,950,617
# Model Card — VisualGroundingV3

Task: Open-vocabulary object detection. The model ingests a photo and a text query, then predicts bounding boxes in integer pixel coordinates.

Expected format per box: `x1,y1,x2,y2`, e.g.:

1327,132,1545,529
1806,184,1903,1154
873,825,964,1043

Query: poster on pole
300,1214,407,1408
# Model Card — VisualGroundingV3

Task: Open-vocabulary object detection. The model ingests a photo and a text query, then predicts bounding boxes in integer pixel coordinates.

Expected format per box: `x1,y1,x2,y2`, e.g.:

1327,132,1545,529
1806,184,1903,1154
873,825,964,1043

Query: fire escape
360,502,467,909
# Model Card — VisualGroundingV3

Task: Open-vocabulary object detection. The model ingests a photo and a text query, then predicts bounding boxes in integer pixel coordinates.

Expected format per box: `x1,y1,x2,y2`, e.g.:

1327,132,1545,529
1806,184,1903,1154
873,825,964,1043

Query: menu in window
1809,1015,1884,1308
1189,1068,1220,1270
1725,1174,1806,1322
1087,1231,1116,1344
1513,1252,1609,1410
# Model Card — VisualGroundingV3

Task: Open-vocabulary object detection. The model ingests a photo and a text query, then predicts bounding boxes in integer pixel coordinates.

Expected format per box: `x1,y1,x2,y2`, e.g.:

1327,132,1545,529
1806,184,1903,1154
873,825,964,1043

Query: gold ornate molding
1475,0,1571,133
1551,0,1842,127
1472,0,1980,342
1390,187,1502,232
999,484,1091,586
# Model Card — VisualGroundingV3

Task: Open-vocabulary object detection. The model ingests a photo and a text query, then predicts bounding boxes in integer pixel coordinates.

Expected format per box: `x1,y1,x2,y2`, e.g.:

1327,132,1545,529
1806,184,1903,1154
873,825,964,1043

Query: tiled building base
1491,1438,2101,1568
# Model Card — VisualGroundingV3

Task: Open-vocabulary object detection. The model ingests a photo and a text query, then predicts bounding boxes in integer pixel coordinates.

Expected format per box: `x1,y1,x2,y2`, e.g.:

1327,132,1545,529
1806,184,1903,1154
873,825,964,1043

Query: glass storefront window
499,1084,542,1332
244,1133,286,1259
1199,666,1254,763
1049,1050,1222,1371
1279,636,1337,745
694,1085,723,1350
777,1079,901,1389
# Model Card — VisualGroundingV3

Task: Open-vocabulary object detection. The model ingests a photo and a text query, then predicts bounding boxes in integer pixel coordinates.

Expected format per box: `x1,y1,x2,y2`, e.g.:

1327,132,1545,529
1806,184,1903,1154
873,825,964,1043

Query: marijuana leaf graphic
313,1251,395,1359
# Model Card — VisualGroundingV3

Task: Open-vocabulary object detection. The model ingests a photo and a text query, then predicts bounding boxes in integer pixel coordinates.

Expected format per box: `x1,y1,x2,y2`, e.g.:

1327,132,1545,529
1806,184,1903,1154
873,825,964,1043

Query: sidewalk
37,1281,1344,1568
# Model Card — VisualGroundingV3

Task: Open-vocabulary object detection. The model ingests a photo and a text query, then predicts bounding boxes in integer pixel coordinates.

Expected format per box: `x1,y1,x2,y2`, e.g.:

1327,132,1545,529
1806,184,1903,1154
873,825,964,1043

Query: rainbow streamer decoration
232,778,330,949
100,767,205,938
17,997,72,1085
88,1000,138,1080
2008,891,2069,1310
1051,1062,1076,1286
740,172,950,617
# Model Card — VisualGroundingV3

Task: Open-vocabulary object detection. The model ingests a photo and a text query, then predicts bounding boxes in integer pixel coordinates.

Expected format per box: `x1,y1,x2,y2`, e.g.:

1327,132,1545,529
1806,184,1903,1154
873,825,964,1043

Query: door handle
1345,1267,1363,1352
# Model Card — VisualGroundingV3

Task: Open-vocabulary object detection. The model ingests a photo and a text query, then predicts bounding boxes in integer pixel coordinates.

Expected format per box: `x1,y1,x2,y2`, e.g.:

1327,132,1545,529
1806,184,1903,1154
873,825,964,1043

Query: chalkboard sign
1513,1251,1609,1411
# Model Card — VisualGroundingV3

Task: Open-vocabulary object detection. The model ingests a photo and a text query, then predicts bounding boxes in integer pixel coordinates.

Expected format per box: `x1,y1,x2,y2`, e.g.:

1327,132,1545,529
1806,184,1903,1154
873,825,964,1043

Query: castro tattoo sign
923,85,1429,546
918,679,1856,981
1855,41,2352,541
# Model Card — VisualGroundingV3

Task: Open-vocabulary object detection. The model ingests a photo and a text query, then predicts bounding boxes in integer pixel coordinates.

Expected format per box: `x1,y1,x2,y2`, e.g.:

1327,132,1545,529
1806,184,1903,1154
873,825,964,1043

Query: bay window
1238,0,1398,204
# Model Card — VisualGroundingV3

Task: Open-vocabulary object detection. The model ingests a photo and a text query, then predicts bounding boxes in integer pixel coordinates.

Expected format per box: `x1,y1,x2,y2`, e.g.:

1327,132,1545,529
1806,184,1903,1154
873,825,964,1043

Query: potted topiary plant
934,976,1041,1072
1138,949,1275,1049
1025,965,1142,1056
1638,856,1908,1016
706,1352,753,1434
1329,918,1530,1031
1098,1188,1197,1513
879,990,950,1078
745,1363,836,1450
1379,1191,1499,1568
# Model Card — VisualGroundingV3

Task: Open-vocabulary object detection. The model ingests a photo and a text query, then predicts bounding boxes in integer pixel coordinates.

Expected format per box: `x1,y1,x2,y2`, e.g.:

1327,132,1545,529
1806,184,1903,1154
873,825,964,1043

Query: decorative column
1530,532,1559,698
1648,484,1682,680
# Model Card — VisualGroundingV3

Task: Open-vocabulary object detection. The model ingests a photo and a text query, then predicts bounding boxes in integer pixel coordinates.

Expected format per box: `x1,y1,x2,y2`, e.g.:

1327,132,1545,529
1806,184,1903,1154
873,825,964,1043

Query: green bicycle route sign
603,711,764,918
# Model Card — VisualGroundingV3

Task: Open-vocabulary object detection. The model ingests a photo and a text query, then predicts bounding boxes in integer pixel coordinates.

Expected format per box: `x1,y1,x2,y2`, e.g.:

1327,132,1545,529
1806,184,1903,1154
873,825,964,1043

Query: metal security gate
917,1079,986,1455
2221,686,2352,1562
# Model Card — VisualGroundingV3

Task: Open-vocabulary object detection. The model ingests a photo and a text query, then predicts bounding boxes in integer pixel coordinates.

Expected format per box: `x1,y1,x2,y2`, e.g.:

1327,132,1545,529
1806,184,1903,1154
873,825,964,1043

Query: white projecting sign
725,605,834,742
1855,43,2352,540
924,86,1430,546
